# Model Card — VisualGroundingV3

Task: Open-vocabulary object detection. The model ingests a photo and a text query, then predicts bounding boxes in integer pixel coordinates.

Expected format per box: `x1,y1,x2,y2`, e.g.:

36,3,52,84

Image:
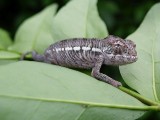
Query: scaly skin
21,35,138,87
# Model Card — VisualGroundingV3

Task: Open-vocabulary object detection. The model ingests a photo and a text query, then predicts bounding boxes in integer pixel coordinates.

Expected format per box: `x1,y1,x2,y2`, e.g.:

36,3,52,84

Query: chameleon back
44,38,103,69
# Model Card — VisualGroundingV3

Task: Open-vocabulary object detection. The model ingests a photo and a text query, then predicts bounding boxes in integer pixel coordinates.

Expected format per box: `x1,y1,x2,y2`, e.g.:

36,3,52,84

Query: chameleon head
103,35,138,65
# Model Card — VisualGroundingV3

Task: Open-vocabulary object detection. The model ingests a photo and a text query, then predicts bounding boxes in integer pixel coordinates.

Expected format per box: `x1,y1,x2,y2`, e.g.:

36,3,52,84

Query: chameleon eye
115,44,120,48
114,44,123,55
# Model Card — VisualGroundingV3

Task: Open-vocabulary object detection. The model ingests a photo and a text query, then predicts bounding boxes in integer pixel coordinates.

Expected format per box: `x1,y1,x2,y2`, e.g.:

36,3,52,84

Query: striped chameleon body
21,35,137,87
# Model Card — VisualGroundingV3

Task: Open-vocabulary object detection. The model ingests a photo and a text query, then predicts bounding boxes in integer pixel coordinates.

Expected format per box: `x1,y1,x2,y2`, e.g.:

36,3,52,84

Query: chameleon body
21,35,137,87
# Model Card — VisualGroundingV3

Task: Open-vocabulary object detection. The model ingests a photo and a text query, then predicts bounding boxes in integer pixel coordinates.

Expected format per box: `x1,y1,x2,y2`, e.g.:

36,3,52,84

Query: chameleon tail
20,51,45,62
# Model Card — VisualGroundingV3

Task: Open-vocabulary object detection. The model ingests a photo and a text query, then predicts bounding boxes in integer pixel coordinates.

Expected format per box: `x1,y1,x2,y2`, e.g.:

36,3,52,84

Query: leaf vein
75,107,87,120
0,94,150,111
151,38,158,101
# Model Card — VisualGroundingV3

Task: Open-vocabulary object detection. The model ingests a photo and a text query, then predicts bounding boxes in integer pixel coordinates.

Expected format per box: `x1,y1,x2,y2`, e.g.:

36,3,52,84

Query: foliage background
0,0,160,120
0,0,159,38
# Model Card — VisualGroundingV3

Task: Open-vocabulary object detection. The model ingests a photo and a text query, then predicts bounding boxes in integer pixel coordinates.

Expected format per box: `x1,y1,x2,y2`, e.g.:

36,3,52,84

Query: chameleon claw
110,81,122,87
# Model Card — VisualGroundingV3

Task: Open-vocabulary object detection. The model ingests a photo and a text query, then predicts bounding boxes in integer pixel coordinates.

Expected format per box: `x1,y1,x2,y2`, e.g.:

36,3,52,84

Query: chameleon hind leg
91,55,122,87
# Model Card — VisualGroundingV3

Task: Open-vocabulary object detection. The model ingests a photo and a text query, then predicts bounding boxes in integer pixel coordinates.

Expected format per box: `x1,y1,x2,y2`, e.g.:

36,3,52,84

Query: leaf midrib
0,94,148,111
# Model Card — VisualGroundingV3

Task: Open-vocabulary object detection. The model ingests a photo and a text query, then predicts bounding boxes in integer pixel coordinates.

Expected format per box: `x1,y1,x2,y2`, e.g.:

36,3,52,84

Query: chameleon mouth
106,54,138,65
123,55,138,61
107,54,138,61
131,55,137,59
125,55,137,59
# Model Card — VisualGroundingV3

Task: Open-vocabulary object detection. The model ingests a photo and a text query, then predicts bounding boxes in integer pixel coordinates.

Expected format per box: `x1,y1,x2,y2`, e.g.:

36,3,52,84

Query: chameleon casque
21,35,137,87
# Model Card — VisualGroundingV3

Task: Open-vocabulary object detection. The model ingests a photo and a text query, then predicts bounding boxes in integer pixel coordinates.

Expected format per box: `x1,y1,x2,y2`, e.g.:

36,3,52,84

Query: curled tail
20,51,45,62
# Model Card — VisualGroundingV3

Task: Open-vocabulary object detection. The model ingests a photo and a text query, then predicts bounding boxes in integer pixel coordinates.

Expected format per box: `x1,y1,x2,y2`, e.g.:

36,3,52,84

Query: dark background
0,0,160,119
0,0,159,39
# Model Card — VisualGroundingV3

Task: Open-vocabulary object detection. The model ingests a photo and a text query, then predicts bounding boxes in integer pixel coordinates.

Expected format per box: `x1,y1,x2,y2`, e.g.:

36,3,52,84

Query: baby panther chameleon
21,35,137,87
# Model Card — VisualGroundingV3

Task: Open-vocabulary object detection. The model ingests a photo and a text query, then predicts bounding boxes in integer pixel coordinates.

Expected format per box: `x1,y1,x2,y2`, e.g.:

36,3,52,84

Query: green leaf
52,0,108,41
0,61,146,120
0,59,18,65
0,29,19,61
120,3,160,101
0,50,20,59
0,28,12,50
8,4,58,54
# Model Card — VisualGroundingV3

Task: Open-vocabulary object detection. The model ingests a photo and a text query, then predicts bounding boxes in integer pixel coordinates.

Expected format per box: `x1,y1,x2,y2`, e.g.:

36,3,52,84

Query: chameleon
21,35,137,87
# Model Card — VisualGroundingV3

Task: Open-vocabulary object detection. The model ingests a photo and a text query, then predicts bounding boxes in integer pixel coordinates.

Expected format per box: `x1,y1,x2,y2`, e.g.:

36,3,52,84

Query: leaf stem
119,86,160,106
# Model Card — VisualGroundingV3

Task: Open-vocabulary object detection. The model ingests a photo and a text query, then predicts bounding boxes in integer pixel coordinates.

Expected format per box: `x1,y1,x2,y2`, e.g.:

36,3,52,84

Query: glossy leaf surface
0,61,145,120
52,0,108,41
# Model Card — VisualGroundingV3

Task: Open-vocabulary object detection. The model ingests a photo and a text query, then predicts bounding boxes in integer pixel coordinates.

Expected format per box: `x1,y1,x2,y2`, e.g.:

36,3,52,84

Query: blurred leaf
0,50,20,59
0,28,12,50
52,0,108,41
8,4,58,54
120,3,160,101
0,61,146,120
0,59,18,65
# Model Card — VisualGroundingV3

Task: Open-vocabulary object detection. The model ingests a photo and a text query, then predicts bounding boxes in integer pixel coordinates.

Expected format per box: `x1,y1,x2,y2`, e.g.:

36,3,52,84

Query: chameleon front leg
91,55,122,87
